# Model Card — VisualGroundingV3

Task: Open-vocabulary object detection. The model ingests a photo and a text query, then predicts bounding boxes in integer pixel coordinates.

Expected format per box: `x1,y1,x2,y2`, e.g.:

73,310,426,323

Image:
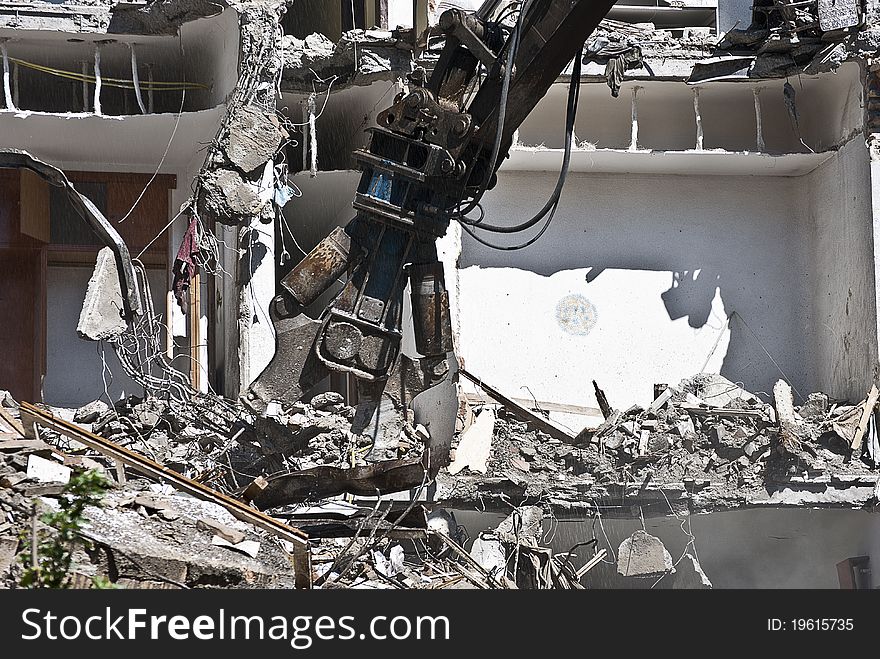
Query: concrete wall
808,138,878,402
457,169,817,420
179,8,241,110
717,0,754,33
454,66,873,421
43,265,166,407
519,64,863,155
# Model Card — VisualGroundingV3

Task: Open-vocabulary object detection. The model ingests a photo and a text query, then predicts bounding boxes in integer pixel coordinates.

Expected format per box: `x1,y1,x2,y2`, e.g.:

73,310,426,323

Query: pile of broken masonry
439,374,880,516
2,369,880,589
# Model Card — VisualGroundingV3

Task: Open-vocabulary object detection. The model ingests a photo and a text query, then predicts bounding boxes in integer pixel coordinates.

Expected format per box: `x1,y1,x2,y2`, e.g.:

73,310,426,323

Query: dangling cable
449,0,529,219
456,46,583,250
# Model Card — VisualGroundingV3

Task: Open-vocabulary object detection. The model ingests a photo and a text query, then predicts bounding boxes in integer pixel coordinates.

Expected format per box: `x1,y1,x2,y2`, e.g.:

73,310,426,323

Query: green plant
19,469,110,589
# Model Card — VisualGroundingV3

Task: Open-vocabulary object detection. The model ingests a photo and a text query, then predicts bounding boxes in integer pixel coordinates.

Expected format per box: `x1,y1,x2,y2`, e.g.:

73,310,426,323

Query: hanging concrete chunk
470,534,506,574
77,247,127,341
448,408,495,475
673,553,712,589
774,379,807,452
199,168,262,221
617,530,675,577
496,505,543,545
222,105,286,174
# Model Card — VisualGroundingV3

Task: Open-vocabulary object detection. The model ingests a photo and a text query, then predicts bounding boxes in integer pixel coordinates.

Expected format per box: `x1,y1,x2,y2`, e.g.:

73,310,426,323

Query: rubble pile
3,369,880,589
48,390,424,496
313,505,587,589
439,374,880,513
282,29,415,91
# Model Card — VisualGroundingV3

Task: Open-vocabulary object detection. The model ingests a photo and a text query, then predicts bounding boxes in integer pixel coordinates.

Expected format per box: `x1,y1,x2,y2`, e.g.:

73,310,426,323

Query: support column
1,41,15,111
629,85,640,152
754,87,765,152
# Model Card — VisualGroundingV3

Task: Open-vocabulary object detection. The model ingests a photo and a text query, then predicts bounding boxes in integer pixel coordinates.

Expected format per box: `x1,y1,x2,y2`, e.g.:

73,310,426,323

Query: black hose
461,50,581,234
456,43,582,251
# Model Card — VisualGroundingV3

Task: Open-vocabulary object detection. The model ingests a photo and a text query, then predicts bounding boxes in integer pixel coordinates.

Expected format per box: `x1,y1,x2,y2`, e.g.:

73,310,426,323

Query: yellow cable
8,57,208,91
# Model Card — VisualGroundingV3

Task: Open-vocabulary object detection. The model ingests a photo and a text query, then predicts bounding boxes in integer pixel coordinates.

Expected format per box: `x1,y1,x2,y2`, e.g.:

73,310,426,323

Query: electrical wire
117,45,187,224
7,56,207,91
449,0,529,219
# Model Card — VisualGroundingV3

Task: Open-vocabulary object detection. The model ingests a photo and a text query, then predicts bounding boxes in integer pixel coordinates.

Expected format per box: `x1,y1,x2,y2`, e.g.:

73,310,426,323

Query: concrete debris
799,392,829,420
496,505,543,546
310,391,345,411
283,32,336,69
26,454,71,484
617,530,674,578
470,534,506,575
211,535,261,560
439,372,880,515
673,553,712,589
197,517,246,545
372,544,404,578
73,399,109,424
109,0,225,36
282,30,413,91
222,105,287,174
76,247,127,342
426,508,459,541
199,168,263,222
677,374,758,408
448,408,495,475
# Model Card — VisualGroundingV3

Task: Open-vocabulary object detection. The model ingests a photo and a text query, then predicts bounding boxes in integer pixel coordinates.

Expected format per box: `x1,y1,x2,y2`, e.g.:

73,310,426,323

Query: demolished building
1,0,880,589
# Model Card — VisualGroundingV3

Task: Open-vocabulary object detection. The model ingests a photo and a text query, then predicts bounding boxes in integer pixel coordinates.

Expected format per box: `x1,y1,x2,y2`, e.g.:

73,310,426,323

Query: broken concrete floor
2,365,879,589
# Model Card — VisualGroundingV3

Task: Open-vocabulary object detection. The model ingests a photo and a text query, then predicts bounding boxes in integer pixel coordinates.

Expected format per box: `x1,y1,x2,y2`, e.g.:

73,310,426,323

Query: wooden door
0,170,46,403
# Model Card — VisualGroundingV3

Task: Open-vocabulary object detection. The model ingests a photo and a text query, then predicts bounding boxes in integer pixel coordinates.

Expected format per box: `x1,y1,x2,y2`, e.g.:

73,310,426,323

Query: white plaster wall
388,0,415,28
43,266,166,407
457,170,816,420
809,138,879,401
519,65,863,155
180,8,240,109
717,0,754,34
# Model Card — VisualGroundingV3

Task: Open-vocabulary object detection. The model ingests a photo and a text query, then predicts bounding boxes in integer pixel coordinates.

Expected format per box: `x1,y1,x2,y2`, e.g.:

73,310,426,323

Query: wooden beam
19,402,313,588
19,169,50,243
0,405,25,436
